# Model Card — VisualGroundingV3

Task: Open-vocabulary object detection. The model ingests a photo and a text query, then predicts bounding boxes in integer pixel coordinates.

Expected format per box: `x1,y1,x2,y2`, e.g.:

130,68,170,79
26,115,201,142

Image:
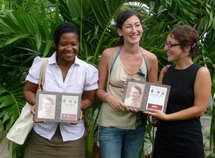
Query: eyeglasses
165,42,180,48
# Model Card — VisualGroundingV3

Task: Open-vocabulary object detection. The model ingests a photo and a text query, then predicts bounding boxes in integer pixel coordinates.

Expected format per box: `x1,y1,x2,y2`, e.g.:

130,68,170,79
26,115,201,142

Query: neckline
118,55,144,75
173,63,194,71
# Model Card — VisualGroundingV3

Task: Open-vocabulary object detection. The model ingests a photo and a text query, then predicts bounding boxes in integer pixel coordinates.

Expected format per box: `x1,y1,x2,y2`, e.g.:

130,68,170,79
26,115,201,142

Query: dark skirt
24,127,87,158
153,120,204,158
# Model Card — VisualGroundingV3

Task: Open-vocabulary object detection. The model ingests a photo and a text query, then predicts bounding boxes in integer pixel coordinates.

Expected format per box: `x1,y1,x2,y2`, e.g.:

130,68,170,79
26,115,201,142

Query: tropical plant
0,0,215,157
0,1,60,157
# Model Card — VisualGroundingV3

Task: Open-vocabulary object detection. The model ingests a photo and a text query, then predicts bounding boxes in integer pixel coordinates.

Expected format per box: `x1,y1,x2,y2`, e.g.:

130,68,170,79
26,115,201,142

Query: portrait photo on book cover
123,80,145,110
37,93,56,119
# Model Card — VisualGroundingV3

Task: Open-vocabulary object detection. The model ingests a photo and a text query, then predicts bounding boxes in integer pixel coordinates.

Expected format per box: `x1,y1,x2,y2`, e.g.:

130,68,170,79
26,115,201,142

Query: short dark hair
54,22,80,50
115,10,142,46
169,25,199,58
134,85,142,94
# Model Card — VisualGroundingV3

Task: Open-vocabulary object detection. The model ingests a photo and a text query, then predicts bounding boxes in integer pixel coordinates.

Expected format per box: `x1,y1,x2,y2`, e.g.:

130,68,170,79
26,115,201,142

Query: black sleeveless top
153,63,204,158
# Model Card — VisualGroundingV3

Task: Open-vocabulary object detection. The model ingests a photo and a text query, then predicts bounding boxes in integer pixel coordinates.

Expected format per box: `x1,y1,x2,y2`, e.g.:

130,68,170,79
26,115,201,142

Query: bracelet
102,93,110,102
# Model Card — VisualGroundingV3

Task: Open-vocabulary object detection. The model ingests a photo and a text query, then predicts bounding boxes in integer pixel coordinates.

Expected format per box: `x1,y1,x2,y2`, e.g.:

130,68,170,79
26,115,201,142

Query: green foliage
0,1,60,157
210,105,215,153
84,98,101,158
0,0,215,157
0,86,23,136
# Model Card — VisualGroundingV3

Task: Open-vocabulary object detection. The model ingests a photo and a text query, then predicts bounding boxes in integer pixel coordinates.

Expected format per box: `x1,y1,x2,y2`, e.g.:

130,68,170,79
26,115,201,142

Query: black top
153,63,204,158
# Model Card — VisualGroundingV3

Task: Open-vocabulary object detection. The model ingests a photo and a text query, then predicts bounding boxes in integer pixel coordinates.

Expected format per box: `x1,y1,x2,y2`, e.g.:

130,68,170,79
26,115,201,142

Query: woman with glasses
145,25,211,158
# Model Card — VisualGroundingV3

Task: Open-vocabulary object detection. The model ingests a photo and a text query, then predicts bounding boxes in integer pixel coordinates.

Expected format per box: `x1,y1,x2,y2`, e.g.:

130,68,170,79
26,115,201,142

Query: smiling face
164,34,189,63
117,15,143,45
57,32,79,64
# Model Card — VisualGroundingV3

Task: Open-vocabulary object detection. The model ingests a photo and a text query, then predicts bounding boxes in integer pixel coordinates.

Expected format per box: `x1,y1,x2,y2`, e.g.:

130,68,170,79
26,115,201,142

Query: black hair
115,10,142,46
134,85,142,94
54,22,80,50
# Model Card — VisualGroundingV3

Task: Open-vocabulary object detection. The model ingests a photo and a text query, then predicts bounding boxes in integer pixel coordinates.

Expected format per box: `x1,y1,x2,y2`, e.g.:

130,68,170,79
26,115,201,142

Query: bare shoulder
99,48,112,65
140,48,158,62
197,66,211,78
194,66,211,98
101,47,120,57
100,47,121,64
101,48,112,57
194,66,211,90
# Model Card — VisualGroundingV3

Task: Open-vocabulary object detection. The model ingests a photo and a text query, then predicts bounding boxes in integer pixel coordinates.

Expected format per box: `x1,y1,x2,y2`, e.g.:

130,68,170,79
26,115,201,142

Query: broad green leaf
1,34,29,47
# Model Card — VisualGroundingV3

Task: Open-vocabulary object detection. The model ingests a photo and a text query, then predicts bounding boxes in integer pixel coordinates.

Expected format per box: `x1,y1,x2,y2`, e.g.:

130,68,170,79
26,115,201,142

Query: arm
147,53,158,83
96,48,126,111
81,90,96,110
145,67,211,121
96,49,110,102
158,65,170,84
23,56,42,107
23,81,38,106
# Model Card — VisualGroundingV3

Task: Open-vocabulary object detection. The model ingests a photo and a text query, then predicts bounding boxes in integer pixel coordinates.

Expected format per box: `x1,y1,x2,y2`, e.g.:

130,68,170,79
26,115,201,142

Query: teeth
65,52,74,54
131,36,137,38
65,53,74,57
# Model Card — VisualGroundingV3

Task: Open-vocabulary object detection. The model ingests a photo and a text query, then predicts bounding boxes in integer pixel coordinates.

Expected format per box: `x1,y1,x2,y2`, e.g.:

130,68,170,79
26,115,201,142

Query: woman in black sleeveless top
145,25,211,158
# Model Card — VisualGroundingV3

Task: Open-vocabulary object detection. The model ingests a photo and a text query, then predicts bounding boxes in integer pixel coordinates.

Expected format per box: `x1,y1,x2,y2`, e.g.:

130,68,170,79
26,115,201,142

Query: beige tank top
98,48,148,129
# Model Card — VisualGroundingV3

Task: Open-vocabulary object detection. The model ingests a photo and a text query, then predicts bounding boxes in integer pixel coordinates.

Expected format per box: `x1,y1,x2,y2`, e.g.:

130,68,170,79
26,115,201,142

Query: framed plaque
122,79,170,113
35,91,81,123
122,80,146,111
144,83,170,113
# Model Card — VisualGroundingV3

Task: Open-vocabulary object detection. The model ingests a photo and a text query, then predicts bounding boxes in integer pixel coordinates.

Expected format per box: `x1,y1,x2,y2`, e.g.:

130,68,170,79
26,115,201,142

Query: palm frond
0,85,25,138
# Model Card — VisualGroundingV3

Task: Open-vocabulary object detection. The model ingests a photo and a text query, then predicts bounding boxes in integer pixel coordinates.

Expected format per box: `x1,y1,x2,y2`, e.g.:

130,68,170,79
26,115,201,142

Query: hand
121,81,127,93
159,65,171,84
144,109,168,121
66,121,78,125
121,78,138,93
31,105,47,123
163,65,171,73
127,107,138,113
106,94,127,112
